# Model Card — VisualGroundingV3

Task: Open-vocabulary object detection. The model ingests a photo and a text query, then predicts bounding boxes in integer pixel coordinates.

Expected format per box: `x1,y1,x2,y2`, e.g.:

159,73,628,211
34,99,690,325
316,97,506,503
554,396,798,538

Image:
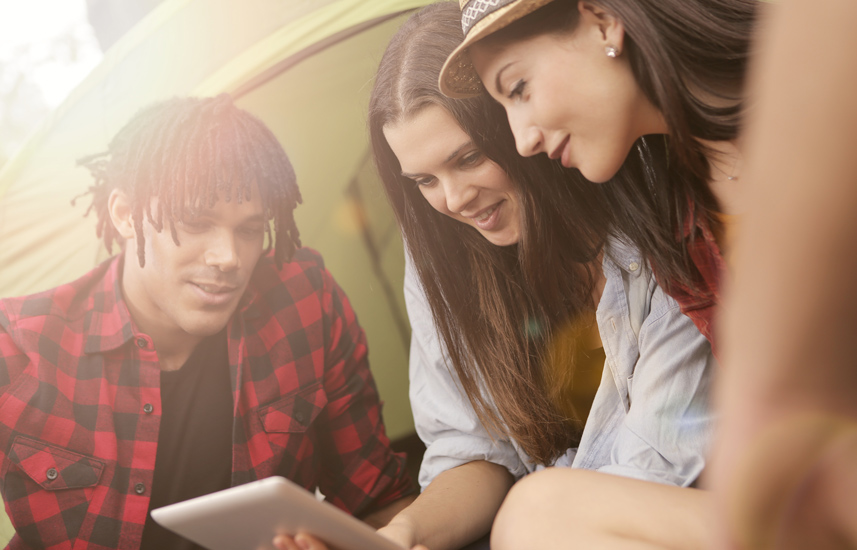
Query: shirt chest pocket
258,383,329,433
256,383,328,475
3,435,106,547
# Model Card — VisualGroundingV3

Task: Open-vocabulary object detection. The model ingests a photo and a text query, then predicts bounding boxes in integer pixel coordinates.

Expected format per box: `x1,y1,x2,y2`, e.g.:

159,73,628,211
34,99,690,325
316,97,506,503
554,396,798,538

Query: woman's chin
481,230,521,247
579,165,618,185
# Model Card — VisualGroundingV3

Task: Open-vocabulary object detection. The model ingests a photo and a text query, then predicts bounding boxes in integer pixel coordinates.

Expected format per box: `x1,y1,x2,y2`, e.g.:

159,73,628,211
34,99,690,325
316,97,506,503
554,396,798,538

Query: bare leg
491,468,711,550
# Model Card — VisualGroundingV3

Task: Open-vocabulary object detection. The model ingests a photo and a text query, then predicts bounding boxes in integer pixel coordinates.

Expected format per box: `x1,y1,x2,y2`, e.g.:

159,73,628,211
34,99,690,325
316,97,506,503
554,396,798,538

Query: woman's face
468,5,667,183
383,104,522,246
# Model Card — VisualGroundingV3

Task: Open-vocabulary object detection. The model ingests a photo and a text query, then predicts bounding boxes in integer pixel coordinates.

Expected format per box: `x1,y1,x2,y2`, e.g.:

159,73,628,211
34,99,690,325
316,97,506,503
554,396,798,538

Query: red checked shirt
0,248,412,550
661,215,727,357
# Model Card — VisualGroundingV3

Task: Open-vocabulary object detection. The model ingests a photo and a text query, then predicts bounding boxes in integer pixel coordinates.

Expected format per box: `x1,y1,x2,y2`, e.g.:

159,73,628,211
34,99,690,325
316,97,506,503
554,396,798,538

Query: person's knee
491,468,598,550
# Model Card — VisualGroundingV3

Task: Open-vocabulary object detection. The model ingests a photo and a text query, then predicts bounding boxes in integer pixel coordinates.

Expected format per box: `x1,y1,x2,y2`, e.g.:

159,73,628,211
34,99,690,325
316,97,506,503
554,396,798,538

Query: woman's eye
460,151,484,167
509,79,527,100
413,176,437,187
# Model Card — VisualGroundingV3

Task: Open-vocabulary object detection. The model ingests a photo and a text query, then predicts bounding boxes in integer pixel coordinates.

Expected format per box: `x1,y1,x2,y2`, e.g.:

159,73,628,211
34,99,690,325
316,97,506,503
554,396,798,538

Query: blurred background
0,0,102,169
0,0,434,543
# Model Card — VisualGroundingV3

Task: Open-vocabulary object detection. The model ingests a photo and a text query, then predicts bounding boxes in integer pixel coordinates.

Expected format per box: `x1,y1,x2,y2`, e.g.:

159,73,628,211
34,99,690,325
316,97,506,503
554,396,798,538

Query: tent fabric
0,0,436,455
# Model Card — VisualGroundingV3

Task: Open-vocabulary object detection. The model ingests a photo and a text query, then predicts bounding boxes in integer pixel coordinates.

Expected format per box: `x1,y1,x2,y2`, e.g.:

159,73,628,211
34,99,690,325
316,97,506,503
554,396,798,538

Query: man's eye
240,226,265,237
180,220,208,232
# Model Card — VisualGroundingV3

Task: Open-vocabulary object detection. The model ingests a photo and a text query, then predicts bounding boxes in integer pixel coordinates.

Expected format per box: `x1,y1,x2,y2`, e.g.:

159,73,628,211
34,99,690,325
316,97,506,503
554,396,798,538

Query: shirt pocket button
46,468,58,481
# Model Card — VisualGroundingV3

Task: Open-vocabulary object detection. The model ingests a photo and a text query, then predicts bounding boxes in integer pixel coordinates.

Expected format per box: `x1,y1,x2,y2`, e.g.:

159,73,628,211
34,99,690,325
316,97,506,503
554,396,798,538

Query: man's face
121,190,267,344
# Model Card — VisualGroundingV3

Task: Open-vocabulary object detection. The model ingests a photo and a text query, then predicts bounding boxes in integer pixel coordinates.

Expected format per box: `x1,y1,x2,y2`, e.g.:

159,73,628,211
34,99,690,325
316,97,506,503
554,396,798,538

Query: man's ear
577,1,626,54
108,189,136,241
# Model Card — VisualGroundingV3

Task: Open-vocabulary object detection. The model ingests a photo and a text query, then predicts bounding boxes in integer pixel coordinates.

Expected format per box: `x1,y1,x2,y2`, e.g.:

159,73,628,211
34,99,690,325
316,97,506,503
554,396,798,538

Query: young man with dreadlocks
0,95,414,550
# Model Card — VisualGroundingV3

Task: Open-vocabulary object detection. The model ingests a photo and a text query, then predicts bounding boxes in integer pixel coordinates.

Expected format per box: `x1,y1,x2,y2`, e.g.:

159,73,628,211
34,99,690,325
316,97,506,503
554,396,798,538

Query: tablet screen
151,476,406,550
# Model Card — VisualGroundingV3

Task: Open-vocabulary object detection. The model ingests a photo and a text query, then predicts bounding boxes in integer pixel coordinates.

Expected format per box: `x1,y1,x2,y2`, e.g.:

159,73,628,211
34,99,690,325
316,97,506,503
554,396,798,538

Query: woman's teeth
474,204,498,222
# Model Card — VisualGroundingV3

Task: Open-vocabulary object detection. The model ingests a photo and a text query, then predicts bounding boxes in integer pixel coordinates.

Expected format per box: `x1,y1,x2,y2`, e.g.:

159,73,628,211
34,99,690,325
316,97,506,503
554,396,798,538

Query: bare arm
711,1,857,548
360,493,417,530
378,460,514,550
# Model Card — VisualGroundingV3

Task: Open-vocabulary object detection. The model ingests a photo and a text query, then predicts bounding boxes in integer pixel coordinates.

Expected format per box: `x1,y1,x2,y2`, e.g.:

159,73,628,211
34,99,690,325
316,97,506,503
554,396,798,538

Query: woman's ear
108,189,136,241
577,1,626,55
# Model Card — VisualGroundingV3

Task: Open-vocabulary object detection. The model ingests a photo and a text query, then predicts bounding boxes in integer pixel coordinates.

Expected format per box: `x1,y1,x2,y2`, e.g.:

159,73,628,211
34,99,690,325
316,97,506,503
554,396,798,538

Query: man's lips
189,281,240,306
191,282,238,294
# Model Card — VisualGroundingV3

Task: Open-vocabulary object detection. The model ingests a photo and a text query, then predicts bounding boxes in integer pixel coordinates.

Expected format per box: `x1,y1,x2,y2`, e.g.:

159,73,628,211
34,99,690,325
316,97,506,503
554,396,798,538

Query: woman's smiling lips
468,201,503,230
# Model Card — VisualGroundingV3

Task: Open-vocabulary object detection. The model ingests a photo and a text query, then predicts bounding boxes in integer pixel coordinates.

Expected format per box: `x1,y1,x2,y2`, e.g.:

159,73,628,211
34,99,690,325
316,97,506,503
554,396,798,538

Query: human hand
269,524,429,550
270,532,334,550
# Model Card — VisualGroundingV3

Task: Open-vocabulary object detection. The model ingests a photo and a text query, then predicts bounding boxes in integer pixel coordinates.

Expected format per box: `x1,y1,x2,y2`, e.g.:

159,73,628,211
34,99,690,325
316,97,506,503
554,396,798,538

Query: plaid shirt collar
82,255,137,355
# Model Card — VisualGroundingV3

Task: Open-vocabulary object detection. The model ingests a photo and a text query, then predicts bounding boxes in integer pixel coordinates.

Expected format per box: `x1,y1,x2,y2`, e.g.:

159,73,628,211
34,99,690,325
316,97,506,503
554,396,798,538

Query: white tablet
150,476,406,550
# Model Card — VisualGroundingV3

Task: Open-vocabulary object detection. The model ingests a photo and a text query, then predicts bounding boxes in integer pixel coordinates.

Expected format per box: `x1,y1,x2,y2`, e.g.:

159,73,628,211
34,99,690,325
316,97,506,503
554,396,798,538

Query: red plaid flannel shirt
661,215,727,357
0,248,412,550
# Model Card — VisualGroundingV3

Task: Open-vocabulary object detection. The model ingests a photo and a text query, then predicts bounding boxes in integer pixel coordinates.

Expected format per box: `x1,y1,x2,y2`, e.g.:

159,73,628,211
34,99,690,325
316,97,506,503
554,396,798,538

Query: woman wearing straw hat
440,0,761,361
274,3,717,550
429,0,760,548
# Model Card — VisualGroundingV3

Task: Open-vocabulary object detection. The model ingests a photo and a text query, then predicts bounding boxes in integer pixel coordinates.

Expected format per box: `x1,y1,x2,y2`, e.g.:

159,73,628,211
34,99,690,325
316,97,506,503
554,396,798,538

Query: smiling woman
383,104,522,246
440,0,760,356
468,13,667,184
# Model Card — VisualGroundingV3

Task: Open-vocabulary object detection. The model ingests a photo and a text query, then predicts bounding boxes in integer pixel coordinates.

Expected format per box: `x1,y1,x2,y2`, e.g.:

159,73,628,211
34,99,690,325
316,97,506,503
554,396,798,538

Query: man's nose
205,231,240,272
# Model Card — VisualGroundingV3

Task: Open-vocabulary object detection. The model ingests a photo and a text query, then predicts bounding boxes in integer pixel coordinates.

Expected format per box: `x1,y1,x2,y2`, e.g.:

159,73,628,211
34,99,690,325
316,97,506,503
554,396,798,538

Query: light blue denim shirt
406,237,716,490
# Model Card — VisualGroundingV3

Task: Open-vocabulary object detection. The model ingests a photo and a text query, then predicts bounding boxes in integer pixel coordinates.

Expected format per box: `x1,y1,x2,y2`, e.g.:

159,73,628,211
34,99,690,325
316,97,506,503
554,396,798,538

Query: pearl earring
605,45,619,58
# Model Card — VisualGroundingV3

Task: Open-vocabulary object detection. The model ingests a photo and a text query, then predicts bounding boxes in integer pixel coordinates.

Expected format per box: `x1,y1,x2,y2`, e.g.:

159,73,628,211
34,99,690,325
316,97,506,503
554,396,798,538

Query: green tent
0,0,433,541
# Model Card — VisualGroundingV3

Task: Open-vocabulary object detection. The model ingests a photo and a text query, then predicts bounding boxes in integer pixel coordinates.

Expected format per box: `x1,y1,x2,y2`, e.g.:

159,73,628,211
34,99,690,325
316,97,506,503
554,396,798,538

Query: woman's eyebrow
495,63,515,95
400,141,473,178
443,141,473,163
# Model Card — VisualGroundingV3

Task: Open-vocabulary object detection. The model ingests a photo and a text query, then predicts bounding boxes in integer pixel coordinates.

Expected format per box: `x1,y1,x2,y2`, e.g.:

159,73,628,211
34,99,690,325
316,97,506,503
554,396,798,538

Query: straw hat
439,0,556,98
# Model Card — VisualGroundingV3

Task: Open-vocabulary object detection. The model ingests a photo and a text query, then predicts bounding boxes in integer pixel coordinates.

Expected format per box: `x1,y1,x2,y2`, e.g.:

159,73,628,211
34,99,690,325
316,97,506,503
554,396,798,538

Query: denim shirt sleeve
574,239,716,486
404,256,530,490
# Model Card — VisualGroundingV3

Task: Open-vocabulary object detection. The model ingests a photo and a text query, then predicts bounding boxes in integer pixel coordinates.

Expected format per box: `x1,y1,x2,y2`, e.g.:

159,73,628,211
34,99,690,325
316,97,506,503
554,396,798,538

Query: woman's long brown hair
369,2,612,464
481,0,759,298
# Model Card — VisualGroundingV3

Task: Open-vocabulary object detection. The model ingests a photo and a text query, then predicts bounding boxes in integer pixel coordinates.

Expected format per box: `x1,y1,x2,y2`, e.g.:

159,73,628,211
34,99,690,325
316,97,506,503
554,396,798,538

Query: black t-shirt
139,329,233,550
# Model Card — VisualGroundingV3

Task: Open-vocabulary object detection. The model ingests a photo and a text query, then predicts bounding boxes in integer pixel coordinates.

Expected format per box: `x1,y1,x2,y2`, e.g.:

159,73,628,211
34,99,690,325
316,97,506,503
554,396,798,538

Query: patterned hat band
461,0,519,35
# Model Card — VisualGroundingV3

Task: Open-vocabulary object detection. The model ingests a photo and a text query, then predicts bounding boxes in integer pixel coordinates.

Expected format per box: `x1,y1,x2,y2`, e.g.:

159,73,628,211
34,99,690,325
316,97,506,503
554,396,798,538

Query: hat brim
439,0,556,99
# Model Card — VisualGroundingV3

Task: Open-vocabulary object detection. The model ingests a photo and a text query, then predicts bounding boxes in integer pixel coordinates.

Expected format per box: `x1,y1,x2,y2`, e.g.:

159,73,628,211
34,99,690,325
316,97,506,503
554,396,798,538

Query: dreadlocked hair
76,94,302,267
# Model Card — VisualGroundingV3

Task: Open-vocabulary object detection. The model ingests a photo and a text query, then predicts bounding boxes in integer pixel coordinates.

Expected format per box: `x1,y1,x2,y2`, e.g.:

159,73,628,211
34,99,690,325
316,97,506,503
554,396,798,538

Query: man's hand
271,532,328,550
270,531,430,550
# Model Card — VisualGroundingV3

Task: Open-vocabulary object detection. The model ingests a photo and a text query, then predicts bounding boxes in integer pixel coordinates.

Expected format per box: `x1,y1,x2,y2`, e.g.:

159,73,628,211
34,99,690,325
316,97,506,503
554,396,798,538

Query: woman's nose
442,177,478,214
508,110,544,157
